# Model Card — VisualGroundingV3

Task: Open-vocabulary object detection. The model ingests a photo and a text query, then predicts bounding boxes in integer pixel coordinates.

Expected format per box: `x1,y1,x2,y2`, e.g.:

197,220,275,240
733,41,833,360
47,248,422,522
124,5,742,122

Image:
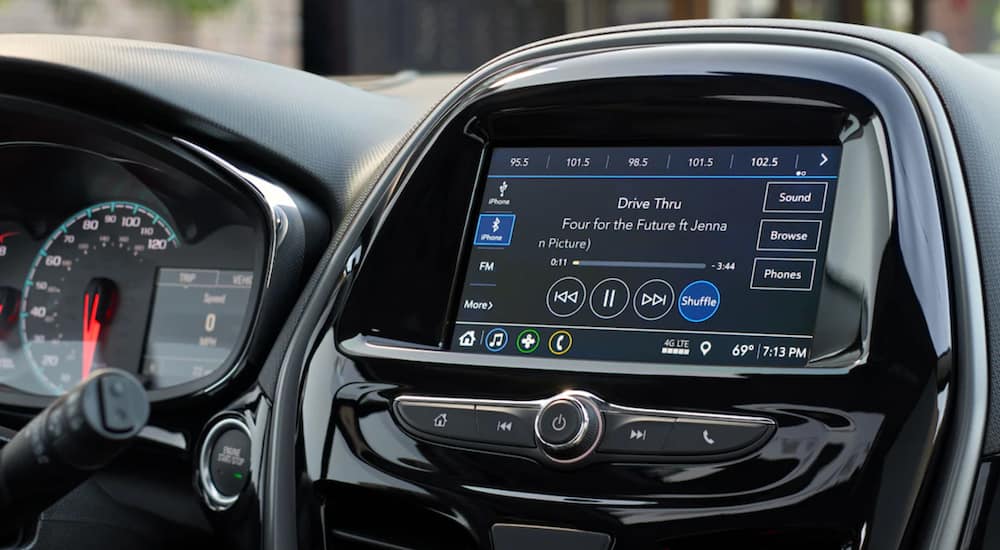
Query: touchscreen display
451,146,841,366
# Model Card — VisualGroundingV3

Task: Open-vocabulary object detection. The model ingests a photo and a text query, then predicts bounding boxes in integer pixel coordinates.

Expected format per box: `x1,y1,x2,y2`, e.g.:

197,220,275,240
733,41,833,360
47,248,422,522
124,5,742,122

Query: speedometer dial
19,202,177,394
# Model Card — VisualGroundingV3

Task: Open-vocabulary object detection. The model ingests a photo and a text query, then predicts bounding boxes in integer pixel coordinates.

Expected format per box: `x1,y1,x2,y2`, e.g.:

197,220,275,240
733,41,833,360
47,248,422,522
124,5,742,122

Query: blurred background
0,0,992,74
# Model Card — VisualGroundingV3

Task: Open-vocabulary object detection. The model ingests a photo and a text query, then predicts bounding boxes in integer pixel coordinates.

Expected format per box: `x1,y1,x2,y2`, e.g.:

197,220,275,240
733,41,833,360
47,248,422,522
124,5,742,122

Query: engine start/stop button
198,417,252,510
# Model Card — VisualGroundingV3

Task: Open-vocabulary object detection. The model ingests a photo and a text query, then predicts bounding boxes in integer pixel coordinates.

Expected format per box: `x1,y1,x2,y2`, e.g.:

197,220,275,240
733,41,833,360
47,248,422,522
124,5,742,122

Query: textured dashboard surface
0,34,422,212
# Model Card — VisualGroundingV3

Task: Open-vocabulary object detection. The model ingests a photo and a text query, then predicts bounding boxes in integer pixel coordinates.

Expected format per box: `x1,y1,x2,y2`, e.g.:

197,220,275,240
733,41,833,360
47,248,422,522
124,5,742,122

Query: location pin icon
700,341,712,356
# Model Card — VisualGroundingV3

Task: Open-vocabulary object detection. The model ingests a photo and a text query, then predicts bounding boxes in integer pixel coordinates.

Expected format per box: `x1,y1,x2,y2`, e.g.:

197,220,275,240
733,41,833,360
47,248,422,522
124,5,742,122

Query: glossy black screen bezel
339,66,892,374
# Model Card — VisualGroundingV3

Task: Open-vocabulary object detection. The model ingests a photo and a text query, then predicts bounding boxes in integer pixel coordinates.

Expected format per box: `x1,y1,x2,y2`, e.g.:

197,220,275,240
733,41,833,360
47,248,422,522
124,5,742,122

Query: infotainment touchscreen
450,146,841,366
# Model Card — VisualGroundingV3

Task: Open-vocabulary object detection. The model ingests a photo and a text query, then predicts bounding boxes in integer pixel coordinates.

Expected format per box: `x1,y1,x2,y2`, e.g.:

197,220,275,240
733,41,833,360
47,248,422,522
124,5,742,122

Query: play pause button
590,278,630,319
633,279,675,320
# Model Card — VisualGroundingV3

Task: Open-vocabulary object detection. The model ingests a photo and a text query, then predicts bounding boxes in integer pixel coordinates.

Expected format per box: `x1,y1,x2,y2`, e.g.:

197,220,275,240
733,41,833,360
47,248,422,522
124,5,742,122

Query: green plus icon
516,329,541,353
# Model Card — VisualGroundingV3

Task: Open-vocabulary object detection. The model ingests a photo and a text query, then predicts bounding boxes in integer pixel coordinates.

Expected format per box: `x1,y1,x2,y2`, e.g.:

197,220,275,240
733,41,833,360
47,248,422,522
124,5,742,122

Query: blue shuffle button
678,280,721,323
474,214,516,247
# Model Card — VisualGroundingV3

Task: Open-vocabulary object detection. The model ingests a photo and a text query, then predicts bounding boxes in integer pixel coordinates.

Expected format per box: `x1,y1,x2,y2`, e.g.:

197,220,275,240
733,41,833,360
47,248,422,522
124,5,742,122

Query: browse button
757,220,822,252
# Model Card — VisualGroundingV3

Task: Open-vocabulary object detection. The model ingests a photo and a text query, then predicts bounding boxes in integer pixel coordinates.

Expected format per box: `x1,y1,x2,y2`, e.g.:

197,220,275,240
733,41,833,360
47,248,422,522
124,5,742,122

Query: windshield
0,0,994,72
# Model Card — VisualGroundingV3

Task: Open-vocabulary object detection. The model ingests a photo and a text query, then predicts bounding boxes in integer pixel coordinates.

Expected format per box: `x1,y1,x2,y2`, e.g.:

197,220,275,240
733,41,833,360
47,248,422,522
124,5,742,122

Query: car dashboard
0,19,997,550
0,100,273,400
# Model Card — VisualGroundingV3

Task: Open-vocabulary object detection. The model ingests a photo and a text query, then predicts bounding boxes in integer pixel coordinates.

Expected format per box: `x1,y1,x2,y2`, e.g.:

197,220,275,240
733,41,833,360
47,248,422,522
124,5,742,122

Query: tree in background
134,0,242,45
155,0,239,16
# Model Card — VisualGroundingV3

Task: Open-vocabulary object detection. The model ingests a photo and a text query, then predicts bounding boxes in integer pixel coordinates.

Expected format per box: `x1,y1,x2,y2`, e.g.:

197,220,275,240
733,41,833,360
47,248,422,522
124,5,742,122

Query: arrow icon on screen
554,290,579,304
819,153,829,166
641,293,666,307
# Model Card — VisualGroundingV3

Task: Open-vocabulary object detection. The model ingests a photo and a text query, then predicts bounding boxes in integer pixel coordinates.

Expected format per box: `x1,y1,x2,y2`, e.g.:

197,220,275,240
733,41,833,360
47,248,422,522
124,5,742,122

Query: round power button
534,394,602,464
537,400,583,446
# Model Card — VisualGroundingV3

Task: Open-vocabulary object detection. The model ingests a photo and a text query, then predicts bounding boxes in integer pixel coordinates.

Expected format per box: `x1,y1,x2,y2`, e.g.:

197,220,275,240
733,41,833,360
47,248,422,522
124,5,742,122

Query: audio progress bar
571,260,706,269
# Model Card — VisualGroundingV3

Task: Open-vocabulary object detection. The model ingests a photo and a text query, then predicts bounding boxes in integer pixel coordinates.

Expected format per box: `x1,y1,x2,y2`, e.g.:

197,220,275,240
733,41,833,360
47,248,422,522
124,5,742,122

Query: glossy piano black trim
312,42,954,550
339,86,868,365
195,385,270,550
959,460,1000,550
262,25,985,550
337,44,931,377
389,391,776,466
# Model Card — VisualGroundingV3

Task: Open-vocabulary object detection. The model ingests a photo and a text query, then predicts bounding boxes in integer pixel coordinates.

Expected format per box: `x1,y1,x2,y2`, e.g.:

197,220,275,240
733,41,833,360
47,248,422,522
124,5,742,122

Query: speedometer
19,202,177,394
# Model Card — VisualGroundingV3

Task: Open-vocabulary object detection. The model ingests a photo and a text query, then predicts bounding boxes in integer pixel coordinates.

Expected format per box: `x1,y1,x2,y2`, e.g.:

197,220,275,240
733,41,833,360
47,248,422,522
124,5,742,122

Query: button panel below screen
392,395,774,463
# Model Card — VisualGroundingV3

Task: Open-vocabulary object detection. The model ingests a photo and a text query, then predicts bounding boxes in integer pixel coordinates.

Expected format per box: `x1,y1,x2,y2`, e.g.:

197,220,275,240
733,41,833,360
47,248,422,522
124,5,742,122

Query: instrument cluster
0,108,267,402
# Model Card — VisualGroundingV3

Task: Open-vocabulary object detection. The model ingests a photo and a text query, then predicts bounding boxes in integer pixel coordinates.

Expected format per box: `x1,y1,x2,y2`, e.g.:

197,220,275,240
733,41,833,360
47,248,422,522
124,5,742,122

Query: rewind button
555,290,580,304
474,405,537,447
546,277,587,317
599,413,675,454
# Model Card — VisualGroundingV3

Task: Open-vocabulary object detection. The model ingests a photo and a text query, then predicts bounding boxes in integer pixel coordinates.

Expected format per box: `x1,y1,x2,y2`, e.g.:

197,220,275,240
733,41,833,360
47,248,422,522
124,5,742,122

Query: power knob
534,392,603,464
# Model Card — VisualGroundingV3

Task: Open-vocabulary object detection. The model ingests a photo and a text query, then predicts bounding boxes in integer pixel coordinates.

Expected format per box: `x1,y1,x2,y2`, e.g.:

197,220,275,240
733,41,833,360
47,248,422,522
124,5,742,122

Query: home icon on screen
458,330,477,347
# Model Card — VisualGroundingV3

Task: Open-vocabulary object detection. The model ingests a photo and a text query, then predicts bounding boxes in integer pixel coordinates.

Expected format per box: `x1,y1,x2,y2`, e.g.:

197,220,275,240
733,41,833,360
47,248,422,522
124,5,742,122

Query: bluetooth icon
473,213,515,247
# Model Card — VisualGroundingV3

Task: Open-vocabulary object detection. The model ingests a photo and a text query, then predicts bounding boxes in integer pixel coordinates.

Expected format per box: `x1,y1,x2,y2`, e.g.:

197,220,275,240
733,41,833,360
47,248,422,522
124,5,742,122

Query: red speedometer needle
81,278,117,380
81,293,101,379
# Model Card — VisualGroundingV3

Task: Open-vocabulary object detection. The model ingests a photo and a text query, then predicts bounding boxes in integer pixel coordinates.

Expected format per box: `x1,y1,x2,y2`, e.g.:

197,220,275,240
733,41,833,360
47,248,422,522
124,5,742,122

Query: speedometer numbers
19,202,178,394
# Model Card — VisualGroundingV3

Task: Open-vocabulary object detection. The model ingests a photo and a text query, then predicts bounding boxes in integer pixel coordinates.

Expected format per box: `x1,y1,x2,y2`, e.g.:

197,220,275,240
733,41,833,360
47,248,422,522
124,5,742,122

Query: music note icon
485,328,508,352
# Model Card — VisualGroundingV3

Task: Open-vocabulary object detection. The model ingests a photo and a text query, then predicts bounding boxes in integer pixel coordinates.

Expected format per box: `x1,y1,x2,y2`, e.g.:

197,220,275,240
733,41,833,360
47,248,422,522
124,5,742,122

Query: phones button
547,330,573,355
662,418,770,455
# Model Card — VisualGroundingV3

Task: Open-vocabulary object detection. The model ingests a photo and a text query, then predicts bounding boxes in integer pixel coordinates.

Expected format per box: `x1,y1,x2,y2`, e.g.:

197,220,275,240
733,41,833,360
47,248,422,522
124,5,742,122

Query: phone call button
548,330,573,355
662,419,769,455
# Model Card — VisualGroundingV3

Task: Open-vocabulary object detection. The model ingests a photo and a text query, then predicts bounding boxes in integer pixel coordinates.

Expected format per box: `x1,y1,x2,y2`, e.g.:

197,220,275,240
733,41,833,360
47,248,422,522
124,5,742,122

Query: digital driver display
451,146,841,366
142,268,254,388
